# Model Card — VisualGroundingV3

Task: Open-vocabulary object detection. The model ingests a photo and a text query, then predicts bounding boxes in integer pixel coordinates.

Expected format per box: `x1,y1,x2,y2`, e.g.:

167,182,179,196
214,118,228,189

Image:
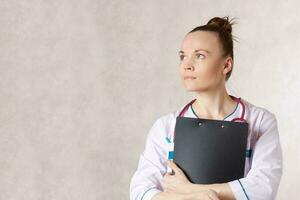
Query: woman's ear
223,57,233,75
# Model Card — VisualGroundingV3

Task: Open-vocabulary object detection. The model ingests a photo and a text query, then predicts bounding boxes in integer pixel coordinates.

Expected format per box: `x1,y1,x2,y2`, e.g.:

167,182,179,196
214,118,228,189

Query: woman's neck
191,87,237,120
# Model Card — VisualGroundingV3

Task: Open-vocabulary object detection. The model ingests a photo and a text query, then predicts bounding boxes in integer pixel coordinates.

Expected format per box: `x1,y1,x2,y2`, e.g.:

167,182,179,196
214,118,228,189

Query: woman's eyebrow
178,49,211,54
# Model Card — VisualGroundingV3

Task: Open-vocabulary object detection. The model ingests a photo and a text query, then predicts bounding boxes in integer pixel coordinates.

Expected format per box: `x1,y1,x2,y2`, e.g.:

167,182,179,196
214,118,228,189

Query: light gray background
0,0,299,199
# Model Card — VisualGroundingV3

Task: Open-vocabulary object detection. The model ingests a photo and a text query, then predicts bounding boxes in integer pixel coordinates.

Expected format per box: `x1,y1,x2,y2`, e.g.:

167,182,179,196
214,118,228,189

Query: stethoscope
173,95,247,143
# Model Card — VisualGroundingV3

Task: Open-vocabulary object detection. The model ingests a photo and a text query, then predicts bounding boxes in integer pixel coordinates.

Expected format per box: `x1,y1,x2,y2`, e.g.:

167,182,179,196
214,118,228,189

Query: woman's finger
207,190,220,200
166,160,182,174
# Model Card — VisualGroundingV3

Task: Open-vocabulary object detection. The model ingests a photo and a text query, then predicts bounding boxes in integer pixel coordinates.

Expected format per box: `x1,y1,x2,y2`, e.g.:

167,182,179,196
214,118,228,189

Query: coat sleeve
129,118,168,200
228,111,283,200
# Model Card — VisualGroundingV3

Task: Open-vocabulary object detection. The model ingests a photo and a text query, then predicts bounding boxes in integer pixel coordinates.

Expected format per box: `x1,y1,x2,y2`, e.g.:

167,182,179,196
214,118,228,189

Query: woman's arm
152,192,186,200
226,112,283,200
187,183,235,200
130,118,168,200
152,190,221,200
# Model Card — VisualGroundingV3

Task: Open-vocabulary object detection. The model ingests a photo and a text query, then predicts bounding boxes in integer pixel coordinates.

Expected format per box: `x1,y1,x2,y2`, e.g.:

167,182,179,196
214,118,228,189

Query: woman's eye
179,55,186,61
196,53,205,59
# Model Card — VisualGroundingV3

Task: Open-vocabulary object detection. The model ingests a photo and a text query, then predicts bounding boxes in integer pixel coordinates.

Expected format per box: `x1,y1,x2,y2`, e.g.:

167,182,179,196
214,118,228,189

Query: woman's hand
162,160,221,200
185,189,221,200
162,160,194,194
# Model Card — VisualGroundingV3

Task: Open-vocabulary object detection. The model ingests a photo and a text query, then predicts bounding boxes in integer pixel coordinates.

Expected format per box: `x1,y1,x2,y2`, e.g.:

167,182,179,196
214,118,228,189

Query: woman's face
178,31,232,92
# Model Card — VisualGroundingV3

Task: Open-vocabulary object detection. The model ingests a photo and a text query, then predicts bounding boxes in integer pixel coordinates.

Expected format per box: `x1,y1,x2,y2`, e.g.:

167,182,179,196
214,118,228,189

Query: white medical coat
129,98,283,200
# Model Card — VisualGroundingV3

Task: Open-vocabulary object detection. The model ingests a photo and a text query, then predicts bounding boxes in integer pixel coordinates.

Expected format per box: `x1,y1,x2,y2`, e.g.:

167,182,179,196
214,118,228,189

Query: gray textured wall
0,0,299,199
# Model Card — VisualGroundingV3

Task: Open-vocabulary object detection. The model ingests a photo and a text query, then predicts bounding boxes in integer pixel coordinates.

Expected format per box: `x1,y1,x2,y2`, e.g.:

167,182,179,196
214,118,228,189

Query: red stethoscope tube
173,95,247,142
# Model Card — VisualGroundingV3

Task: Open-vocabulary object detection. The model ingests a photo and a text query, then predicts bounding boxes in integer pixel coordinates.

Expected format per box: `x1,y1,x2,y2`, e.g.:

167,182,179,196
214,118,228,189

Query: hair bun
206,16,234,34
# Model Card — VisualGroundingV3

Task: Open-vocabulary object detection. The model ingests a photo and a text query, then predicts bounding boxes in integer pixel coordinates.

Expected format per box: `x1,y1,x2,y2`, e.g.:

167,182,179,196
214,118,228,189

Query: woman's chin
184,87,199,92
184,85,207,92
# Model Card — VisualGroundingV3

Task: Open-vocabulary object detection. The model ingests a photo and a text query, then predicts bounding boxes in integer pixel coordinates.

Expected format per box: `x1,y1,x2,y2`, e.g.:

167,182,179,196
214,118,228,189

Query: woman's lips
184,76,196,80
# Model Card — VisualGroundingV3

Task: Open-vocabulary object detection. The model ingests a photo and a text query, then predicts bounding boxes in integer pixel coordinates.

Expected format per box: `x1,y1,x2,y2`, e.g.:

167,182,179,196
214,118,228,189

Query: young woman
129,16,283,200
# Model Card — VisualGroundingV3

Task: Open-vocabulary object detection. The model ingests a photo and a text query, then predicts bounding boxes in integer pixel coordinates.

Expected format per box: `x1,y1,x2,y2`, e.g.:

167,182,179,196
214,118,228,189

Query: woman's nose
186,56,196,69
184,62,194,71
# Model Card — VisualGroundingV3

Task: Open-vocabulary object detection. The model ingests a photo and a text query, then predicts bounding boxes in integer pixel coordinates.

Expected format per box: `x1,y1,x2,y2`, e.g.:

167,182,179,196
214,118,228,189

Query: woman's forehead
180,31,221,53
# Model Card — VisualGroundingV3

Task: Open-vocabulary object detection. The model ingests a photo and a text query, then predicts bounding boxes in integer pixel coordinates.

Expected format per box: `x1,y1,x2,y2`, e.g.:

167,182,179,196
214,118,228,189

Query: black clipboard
173,116,248,184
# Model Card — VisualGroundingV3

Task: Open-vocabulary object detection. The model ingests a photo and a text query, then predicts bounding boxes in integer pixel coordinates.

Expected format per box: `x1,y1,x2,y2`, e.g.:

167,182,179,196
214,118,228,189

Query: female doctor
129,16,283,200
